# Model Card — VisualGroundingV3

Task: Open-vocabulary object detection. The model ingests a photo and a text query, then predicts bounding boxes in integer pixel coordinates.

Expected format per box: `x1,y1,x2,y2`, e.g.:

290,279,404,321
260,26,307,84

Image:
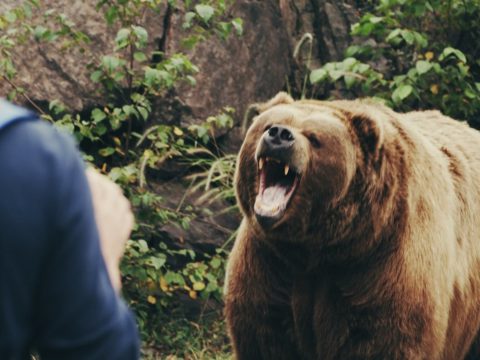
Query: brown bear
224,92,480,360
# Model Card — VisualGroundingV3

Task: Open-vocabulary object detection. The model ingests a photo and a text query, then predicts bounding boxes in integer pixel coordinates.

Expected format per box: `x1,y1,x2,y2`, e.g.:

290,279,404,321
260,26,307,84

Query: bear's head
235,93,384,238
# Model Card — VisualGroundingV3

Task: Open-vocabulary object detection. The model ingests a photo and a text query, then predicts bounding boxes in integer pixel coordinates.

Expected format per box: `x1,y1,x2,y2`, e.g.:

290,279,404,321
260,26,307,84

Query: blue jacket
0,100,140,359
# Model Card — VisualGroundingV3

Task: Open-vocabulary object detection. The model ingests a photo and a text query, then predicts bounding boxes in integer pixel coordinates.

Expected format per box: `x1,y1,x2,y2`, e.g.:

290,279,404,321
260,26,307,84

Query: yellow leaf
147,295,157,304
430,84,439,94
173,127,184,136
189,290,197,299
101,163,107,172
113,137,122,146
146,279,156,290
425,51,434,61
160,277,169,292
193,281,206,291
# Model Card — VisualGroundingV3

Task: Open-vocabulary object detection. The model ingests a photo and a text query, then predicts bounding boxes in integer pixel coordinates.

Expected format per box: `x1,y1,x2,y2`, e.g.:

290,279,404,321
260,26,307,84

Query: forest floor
142,310,232,359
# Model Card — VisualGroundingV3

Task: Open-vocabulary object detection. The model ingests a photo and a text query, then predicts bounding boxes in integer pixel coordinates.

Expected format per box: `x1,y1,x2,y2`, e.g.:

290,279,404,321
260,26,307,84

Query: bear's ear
241,92,294,134
349,112,384,162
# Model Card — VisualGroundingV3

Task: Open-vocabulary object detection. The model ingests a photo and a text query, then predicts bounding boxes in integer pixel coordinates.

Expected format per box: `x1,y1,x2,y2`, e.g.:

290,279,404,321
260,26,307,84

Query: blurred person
0,99,140,359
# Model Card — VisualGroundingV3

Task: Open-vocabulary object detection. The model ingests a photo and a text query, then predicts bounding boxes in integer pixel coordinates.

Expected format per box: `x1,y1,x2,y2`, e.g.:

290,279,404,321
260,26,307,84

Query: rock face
0,0,359,127
0,0,165,111
169,0,291,129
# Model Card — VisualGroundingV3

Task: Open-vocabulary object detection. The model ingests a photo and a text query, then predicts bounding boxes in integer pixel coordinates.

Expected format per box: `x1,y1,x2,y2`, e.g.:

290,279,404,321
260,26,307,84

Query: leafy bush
308,0,480,127
1,0,241,354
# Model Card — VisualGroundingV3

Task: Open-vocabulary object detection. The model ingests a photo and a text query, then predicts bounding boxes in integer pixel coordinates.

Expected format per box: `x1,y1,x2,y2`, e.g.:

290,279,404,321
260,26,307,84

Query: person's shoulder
0,119,80,175
1,118,76,155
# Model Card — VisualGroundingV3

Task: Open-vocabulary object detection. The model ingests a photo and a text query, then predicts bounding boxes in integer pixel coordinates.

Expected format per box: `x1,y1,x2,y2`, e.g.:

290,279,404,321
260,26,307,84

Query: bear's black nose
264,125,295,149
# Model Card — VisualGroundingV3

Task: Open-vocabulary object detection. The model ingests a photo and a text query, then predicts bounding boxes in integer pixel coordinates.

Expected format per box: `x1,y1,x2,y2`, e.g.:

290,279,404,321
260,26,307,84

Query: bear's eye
306,133,322,148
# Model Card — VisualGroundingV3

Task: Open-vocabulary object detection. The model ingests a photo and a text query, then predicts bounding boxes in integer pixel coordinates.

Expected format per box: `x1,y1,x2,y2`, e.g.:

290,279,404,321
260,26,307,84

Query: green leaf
91,108,106,123
195,4,214,23
342,57,357,69
137,239,149,253
33,25,49,40
138,106,149,120
386,28,401,43
104,6,118,25
401,30,415,45
329,70,343,81
464,88,477,99
186,75,196,86
439,47,467,63
193,282,206,291
164,271,185,285
345,45,360,57
356,63,370,74
210,258,222,269
416,60,432,75
413,32,428,48
369,16,383,24
133,51,147,62
183,11,196,29
132,26,148,47
99,147,115,157
115,28,130,49
344,75,356,89
102,55,124,72
95,124,107,136
149,256,166,270
392,84,413,104
90,70,103,83
231,18,243,36
309,68,328,84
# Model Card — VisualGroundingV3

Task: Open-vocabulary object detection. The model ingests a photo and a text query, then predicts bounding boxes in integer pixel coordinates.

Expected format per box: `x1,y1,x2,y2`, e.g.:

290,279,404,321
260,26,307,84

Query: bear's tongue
261,185,288,208
254,184,288,217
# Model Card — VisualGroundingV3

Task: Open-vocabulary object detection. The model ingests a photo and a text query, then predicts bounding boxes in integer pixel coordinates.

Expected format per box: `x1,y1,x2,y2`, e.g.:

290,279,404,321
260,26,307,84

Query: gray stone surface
0,0,359,126
0,0,165,111
169,0,291,131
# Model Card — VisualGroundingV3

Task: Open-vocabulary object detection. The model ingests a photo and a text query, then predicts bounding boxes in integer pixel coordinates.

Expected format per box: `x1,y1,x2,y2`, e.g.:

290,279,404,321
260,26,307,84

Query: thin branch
1,75,46,115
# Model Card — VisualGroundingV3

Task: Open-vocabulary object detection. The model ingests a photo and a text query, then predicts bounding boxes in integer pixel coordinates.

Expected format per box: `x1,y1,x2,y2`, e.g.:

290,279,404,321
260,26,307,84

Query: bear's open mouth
254,157,300,227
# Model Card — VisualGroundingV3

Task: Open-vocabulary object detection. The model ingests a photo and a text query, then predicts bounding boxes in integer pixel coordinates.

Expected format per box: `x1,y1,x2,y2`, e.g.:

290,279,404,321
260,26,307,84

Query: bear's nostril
268,127,278,137
280,129,294,142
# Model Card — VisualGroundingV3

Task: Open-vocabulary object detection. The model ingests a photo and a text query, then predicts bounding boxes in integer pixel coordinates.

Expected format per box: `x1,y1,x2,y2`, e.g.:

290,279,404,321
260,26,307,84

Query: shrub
308,0,480,128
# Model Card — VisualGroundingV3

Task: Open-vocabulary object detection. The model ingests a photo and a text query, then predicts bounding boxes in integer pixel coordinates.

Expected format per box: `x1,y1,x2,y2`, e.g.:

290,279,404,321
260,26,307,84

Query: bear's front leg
224,226,300,360
225,299,300,360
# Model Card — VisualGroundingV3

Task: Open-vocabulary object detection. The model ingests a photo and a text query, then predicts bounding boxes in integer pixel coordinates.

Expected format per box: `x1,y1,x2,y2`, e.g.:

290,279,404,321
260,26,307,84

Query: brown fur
224,93,480,359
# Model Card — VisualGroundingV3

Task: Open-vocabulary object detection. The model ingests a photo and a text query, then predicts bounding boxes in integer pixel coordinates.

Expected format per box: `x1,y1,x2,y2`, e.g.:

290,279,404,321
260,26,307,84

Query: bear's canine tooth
259,158,264,170
284,165,289,176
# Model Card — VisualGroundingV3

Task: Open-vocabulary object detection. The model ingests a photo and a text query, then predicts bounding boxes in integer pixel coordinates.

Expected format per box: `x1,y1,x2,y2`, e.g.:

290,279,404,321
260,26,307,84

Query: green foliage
0,0,241,352
309,0,480,126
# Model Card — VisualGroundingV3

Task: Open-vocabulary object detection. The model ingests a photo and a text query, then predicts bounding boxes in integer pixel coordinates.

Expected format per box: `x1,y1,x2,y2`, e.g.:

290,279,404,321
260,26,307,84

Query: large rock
0,0,360,130
0,0,165,111
279,0,359,66
168,0,291,130
0,0,291,128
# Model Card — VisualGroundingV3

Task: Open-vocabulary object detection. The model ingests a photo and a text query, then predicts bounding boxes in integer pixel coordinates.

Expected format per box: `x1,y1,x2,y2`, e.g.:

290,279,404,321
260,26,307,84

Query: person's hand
86,168,134,291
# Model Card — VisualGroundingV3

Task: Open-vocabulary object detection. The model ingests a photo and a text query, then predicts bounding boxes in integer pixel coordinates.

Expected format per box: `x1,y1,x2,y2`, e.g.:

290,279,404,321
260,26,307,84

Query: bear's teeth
284,165,289,176
259,158,264,170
